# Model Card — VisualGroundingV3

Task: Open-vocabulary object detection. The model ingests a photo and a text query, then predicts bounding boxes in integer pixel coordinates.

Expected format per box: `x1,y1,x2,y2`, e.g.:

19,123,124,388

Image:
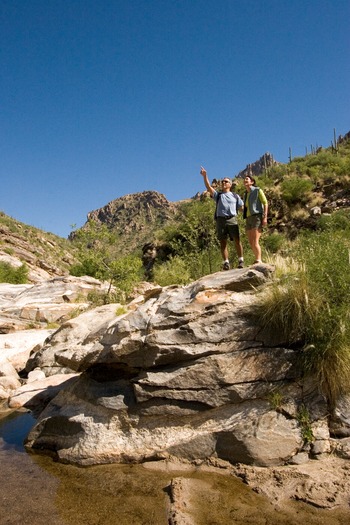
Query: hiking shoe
237,261,244,269
222,261,230,271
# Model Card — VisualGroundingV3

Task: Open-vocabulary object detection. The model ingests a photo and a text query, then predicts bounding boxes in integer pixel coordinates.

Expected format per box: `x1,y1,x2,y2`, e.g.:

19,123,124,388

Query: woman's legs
247,228,262,262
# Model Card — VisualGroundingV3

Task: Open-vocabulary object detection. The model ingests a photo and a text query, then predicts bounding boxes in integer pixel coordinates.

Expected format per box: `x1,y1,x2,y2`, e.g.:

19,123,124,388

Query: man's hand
200,166,214,196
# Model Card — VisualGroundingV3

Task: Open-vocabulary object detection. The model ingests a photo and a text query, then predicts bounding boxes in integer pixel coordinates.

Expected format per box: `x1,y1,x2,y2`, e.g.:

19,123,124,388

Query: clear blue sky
1,0,349,238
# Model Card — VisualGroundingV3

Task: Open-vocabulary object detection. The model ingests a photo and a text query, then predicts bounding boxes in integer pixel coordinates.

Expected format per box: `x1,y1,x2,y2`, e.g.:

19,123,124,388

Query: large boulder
26,265,322,467
0,329,54,370
25,303,124,376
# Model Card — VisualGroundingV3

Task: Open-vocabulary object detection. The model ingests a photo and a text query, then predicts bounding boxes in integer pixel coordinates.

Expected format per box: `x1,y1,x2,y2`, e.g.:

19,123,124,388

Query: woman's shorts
246,214,263,231
216,216,240,241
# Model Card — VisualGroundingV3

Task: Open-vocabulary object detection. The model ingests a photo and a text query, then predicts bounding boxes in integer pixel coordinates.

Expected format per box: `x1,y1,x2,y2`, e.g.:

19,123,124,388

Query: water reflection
0,410,36,450
0,411,349,525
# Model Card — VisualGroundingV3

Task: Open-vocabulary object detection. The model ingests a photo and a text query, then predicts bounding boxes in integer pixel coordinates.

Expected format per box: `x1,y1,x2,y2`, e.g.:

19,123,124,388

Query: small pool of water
0,410,36,450
0,410,349,525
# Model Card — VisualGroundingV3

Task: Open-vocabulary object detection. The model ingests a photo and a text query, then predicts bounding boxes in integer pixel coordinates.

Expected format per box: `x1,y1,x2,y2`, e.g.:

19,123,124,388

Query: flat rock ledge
23,265,350,478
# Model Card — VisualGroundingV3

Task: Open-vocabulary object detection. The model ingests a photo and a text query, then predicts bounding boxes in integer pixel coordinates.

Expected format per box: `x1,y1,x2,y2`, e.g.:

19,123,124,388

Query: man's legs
228,224,244,268
234,237,243,259
220,239,229,261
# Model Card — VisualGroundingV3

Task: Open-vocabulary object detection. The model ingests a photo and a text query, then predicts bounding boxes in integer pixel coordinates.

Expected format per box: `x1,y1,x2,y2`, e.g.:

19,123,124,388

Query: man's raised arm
200,166,215,197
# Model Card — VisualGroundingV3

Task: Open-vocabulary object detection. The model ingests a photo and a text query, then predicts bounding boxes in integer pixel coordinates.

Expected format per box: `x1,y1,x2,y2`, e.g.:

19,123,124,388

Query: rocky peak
235,152,280,179
78,191,179,252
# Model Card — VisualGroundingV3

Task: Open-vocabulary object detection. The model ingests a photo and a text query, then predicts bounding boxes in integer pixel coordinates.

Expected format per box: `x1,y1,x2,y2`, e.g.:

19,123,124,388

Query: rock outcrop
0,276,118,410
0,275,111,333
25,265,338,468
235,152,280,179
75,191,179,254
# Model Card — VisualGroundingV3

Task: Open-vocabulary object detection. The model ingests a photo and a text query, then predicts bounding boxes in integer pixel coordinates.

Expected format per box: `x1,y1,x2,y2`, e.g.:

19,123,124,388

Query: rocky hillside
235,152,280,179
0,213,77,283
77,191,180,254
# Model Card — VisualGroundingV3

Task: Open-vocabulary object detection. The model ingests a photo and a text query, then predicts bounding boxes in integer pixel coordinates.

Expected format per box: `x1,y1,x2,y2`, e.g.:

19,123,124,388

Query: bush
281,177,314,204
255,229,350,408
153,256,192,286
316,209,350,232
263,232,285,254
0,262,29,284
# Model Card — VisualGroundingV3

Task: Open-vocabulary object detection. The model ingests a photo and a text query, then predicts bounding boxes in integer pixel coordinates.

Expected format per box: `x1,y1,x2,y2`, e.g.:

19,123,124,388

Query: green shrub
0,262,29,284
70,258,101,278
297,405,314,444
263,232,285,254
255,228,350,409
87,289,122,306
153,256,192,286
316,209,350,232
281,177,314,204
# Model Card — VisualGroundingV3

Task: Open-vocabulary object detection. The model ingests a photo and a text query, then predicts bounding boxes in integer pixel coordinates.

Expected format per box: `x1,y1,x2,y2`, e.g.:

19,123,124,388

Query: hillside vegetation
0,212,77,283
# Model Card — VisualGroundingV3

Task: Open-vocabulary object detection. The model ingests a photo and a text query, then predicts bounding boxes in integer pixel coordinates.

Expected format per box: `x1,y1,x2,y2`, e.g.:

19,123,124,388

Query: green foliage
316,209,350,232
109,255,143,296
162,198,218,264
256,227,350,408
297,405,314,444
262,232,285,254
116,306,128,316
70,259,101,278
70,221,143,301
0,262,29,284
268,390,284,411
280,177,313,204
70,220,119,281
153,256,192,286
154,198,225,281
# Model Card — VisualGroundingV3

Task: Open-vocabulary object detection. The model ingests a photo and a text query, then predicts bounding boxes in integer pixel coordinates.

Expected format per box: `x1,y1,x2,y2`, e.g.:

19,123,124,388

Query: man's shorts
216,216,240,241
246,214,263,231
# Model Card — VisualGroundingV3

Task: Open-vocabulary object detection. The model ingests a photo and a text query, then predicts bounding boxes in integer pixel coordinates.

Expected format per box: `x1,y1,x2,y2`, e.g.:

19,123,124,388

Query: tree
70,220,142,302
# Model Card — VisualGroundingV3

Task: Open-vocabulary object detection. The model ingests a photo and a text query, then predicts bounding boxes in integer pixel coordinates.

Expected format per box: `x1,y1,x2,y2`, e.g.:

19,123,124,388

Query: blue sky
1,0,349,238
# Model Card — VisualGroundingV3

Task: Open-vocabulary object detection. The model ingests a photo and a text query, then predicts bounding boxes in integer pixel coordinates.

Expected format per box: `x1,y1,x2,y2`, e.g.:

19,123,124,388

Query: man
200,166,244,270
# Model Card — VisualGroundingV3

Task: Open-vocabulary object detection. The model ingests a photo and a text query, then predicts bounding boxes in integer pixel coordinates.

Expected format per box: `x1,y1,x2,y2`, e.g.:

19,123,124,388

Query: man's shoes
222,261,230,271
237,261,244,269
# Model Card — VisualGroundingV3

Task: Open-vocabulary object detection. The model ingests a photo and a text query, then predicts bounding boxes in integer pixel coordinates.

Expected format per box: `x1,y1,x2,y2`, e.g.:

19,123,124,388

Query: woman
243,175,268,263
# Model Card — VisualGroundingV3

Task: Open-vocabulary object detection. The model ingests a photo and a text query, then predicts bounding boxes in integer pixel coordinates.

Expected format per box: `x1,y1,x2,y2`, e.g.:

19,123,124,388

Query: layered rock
0,275,111,333
26,265,332,467
0,276,117,407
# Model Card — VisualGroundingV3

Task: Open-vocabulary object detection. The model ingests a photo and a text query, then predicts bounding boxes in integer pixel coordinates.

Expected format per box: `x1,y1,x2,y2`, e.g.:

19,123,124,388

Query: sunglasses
222,180,231,184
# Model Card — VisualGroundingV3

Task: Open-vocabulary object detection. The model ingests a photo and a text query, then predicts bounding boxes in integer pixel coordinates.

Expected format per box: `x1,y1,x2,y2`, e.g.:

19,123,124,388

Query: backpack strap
214,192,222,220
